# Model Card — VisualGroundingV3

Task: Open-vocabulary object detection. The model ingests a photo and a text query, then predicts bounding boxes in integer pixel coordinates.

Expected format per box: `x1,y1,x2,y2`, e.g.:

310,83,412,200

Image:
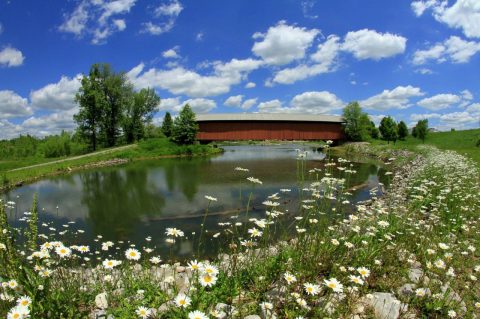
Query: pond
2,145,389,259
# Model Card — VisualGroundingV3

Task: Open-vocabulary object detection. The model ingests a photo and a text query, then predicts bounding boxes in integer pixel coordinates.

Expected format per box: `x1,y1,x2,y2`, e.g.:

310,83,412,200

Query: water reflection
3,145,387,257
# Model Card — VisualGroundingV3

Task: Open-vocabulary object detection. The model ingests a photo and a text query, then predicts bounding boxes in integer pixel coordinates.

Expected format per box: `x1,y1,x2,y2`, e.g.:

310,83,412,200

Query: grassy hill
369,128,480,165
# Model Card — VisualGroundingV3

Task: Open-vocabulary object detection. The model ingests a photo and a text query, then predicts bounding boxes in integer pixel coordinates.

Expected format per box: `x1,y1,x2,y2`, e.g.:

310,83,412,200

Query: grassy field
344,128,480,166
0,138,221,192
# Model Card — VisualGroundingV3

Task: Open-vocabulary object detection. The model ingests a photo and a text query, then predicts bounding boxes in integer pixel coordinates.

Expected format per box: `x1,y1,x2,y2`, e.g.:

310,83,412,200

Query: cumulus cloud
0,47,25,67
411,0,439,17
272,35,340,85
59,0,136,44
21,109,78,137
128,58,262,97
30,75,82,111
142,0,183,35
252,21,319,65
245,82,256,89
224,95,243,107
361,85,424,110
0,119,24,140
162,46,180,58
342,29,407,60
417,93,461,110
413,36,480,64
257,91,344,114
158,97,216,113
0,90,33,119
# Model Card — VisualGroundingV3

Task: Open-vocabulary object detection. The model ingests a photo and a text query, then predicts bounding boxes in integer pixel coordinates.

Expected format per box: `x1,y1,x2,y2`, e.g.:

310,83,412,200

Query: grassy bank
367,128,480,165
1,144,479,318
0,138,222,193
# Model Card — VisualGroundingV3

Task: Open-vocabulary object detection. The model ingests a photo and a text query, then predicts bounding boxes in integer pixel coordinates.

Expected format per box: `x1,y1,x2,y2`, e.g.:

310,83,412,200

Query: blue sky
0,0,479,138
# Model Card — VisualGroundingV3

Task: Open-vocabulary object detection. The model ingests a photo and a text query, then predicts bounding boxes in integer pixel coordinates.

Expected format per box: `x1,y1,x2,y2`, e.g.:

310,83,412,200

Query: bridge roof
196,113,344,123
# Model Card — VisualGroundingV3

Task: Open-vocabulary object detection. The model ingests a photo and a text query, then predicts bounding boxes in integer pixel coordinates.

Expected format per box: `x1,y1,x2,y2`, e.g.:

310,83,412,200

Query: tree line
342,101,429,144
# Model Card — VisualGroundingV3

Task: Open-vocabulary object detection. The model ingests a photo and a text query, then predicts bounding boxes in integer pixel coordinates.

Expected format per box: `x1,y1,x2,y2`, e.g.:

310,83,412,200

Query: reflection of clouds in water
212,145,326,162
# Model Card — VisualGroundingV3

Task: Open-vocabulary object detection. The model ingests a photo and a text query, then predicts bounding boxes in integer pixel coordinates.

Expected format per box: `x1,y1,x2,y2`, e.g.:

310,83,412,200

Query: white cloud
342,29,407,60
159,98,216,113
0,47,25,67
361,85,424,110
411,0,439,17
415,68,434,74
0,23,3,34
272,35,340,85
245,82,256,89
252,21,319,65
257,91,344,114
224,95,243,107
410,112,442,121
30,75,82,111
129,58,262,97
301,0,318,19
433,0,480,39
0,119,24,140
162,46,180,58
59,0,136,44
195,32,204,42
0,90,33,119
413,36,480,64
417,93,461,110
461,89,473,100
241,98,257,110
143,0,183,35
21,109,78,137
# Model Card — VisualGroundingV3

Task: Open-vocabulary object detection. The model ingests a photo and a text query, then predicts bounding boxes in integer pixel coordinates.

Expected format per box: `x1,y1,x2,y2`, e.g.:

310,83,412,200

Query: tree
412,126,418,138
342,102,370,141
379,116,398,144
172,104,198,145
368,121,379,139
397,121,408,140
161,112,174,138
123,88,160,143
415,119,429,143
74,65,105,151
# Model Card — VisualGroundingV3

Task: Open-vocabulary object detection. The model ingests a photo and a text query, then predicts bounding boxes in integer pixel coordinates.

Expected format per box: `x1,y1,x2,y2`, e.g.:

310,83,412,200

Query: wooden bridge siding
197,121,344,141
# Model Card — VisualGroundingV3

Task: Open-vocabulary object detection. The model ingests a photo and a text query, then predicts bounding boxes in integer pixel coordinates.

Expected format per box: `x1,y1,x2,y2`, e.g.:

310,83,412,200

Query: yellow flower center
21,300,28,306
13,314,20,319
328,283,336,288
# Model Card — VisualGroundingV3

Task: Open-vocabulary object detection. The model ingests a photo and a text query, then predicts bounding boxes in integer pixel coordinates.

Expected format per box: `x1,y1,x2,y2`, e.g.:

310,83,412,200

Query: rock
214,303,236,319
398,284,416,296
440,285,467,314
95,292,108,309
244,316,261,319
265,285,288,302
408,268,423,283
158,300,174,314
320,293,346,315
176,266,186,273
362,292,408,319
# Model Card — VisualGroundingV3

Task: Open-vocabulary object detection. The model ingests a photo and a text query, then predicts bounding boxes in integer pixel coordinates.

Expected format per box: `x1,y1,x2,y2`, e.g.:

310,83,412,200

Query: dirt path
8,144,136,172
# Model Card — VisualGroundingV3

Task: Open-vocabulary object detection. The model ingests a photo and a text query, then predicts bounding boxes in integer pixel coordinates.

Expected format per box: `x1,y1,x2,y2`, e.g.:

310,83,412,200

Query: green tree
397,121,408,140
412,126,418,138
379,116,398,144
74,64,105,151
161,112,174,138
415,119,429,143
342,102,370,141
368,121,379,139
172,104,198,145
123,88,160,143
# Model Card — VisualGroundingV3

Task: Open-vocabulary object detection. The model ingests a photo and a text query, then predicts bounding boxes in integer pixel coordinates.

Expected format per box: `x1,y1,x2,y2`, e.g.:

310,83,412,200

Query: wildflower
246,177,262,184
136,306,151,318
475,302,480,308
349,275,364,285
205,195,217,201
415,288,426,297
378,220,390,228
202,264,219,276
103,259,121,269
77,245,90,253
357,267,370,278
166,228,185,237
188,260,202,271
150,256,161,264
8,280,18,289
16,296,32,308
434,259,446,269
448,310,456,318
188,310,209,319
260,302,273,311
344,242,354,248
331,239,340,246
304,283,320,295
324,278,343,293
262,200,280,207
175,293,192,308
248,228,262,237
55,246,72,258
234,167,249,172
7,306,29,319
125,248,141,261
296,298,309,309
199,273,217,287
438,243,449,250
283,272,297,284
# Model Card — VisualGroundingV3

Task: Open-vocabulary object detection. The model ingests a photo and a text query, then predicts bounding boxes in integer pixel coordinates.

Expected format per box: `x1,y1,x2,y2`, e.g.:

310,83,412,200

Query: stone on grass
95,292,108,309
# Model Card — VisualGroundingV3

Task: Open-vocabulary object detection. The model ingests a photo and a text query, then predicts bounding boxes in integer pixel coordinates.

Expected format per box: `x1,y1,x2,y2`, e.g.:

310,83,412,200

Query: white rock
95,292,108,309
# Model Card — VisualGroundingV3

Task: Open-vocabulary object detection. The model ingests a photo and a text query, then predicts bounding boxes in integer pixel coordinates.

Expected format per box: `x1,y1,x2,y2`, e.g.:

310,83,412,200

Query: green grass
364,129,480,166
0,138,222,192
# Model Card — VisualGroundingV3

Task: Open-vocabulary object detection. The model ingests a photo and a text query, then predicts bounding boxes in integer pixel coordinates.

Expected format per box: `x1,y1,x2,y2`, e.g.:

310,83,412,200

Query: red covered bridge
196,113,345,142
